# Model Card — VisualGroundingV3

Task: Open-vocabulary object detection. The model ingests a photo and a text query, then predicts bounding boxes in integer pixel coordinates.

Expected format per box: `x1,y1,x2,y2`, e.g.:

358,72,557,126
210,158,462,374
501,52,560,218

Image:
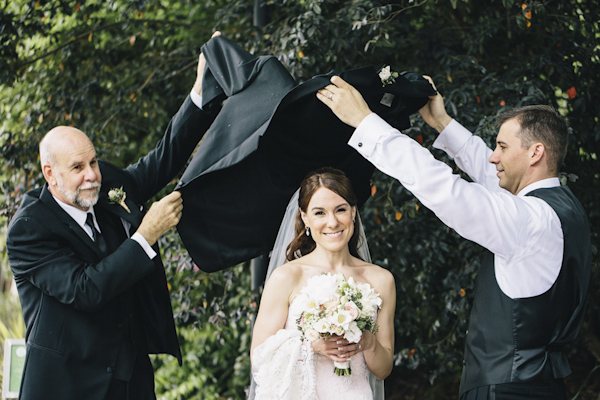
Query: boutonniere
379,65,399,87
108,186,131,213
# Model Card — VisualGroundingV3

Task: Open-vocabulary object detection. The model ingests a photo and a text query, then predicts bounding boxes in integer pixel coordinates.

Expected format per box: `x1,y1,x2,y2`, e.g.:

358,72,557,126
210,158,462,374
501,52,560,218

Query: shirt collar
517,177,561,197
52,195,99,231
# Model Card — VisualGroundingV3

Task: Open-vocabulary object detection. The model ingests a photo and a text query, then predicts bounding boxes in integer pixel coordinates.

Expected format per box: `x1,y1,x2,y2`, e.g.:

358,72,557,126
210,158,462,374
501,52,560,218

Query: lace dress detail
284,296,374,400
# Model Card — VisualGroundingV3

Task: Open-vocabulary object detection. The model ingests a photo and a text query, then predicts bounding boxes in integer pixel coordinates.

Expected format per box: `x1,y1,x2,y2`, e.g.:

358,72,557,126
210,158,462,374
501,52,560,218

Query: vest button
358,142,363,147
462,360,467,366
107,366,114,373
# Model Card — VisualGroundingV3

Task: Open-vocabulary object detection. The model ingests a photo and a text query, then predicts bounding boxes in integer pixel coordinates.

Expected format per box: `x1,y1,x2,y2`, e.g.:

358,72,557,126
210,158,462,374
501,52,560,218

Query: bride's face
301,187,356,253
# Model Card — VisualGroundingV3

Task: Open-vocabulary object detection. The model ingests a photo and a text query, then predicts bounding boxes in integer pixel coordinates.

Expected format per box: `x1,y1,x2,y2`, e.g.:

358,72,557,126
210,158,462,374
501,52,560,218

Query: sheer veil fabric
249,190,384,400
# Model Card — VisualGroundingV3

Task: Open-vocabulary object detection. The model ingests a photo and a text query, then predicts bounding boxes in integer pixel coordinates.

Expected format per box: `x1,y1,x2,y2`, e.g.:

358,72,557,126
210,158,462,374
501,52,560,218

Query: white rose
379,66,392,81
314,318,332,334
343,322,363,343
330,309,353,330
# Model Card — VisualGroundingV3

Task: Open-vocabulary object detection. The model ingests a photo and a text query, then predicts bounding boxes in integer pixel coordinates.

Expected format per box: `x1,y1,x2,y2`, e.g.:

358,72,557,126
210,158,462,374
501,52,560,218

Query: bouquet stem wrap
334,360,351,376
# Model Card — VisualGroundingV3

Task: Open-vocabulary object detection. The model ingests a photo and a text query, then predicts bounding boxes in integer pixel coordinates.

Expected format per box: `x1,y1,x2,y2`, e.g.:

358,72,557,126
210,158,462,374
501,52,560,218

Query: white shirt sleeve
131,232,157,259
348,114,563,299
433,119,504,192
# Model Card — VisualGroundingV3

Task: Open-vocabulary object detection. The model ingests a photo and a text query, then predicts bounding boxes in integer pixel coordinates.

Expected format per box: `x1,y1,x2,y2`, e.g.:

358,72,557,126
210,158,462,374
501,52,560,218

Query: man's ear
42,163,57,187
530,142,545,166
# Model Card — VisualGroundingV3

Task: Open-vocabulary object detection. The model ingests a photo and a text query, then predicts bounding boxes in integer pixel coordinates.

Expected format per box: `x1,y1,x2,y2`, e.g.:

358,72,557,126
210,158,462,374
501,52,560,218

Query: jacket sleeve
8,214,155,312
124,95,218,202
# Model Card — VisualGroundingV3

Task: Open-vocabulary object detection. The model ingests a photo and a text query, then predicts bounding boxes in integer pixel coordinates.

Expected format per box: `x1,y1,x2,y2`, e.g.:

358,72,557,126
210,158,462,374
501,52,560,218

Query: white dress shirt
349,114,563,299
53,195,157,259
190,90,203,109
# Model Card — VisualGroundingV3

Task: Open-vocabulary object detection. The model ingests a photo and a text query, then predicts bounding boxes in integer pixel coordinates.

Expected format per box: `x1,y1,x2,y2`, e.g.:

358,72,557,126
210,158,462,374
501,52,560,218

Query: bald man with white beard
6,46,219,400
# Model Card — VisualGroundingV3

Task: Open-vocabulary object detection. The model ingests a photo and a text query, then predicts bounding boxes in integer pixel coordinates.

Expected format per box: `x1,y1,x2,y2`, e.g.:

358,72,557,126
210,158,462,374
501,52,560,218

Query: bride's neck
307,246,354,271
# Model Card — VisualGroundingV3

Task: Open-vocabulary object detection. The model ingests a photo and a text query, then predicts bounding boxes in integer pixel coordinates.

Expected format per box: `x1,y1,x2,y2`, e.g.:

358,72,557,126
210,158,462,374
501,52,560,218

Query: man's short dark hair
496,105,569,174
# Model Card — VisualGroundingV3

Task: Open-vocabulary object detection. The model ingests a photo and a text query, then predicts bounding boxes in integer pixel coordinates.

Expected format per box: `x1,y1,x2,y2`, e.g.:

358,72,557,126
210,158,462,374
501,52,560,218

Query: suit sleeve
8,214,155,312
123,95,219,202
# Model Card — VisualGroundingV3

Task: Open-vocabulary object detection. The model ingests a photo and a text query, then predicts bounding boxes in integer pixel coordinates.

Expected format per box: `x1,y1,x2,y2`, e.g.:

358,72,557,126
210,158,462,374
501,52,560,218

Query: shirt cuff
432,119,473,158
131,232,157,259
190,90,203,109
348,113,391,156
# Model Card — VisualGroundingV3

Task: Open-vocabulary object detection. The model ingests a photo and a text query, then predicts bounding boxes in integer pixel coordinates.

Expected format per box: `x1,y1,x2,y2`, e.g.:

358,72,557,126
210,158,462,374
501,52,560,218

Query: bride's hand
311,334,365,362
316,76,372,128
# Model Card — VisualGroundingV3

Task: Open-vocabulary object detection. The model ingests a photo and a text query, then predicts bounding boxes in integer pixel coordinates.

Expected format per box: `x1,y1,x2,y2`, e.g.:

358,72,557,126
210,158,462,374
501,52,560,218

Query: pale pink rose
332,324,344,335
344,301,360,321
305,329,321,341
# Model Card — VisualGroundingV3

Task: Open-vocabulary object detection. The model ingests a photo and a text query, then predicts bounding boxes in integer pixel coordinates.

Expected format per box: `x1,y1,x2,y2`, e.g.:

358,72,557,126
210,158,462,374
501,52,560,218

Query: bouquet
295,272,382,376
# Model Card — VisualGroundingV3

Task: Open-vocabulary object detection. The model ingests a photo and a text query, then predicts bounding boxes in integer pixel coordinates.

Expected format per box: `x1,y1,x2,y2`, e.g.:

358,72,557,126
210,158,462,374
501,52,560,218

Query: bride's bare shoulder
356,260,395,287
268,261,305,283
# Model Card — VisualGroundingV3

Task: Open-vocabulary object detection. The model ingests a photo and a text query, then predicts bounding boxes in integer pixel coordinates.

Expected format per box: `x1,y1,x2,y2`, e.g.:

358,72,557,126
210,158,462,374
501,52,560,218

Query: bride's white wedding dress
251,290,375,400
286,294,373,399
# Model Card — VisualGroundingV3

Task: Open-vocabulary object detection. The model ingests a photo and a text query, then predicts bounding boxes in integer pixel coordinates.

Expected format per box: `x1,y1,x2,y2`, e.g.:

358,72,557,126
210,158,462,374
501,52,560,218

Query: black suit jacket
6,95,216,400
176,36,435,272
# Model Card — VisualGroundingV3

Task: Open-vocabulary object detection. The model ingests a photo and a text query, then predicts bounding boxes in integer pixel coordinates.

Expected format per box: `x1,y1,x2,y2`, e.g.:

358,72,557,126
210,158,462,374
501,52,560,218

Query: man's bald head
39,126,94,167
39,126,102,210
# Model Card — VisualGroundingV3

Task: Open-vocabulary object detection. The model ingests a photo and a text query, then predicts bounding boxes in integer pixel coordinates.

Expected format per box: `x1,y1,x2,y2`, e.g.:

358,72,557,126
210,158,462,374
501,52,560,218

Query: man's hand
418,76,453,133
136,191,183,246
192,31,222,96
316,76,372,128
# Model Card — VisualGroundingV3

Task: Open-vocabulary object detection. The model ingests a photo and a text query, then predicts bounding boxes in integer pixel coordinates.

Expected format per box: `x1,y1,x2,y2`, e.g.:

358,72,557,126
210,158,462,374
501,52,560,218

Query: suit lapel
39,185,103,257
97,192,143,232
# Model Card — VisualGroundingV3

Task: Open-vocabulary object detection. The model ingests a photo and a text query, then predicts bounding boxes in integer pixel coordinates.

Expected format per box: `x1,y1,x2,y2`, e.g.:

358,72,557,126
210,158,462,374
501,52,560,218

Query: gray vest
459,185,591,395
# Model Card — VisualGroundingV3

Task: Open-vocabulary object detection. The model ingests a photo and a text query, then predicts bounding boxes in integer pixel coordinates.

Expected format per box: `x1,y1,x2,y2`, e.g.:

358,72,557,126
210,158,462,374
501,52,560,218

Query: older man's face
49,131,102,210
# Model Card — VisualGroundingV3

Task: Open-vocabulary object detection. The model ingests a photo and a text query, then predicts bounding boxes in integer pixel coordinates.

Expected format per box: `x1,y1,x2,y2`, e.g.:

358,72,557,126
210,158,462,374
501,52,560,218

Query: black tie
85,213,108,254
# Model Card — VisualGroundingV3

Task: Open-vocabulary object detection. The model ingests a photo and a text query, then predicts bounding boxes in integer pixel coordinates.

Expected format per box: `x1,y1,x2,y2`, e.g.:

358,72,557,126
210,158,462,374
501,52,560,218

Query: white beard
56,172,100,209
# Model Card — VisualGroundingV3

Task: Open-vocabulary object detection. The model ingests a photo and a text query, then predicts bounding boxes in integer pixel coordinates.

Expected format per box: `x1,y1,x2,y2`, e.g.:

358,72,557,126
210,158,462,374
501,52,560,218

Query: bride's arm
250,265,298,359
363,268,396,380
338,268,396,380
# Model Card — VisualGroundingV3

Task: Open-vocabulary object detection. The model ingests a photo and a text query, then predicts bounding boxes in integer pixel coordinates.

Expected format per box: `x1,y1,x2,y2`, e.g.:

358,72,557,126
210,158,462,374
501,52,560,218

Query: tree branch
16,19,210,70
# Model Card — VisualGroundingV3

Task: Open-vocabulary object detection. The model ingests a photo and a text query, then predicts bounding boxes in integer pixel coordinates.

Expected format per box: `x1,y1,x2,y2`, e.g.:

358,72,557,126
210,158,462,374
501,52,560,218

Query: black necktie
86,213,108,254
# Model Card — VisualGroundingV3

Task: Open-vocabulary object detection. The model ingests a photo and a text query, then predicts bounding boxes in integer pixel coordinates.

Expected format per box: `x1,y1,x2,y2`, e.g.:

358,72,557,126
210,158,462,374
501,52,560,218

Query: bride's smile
323,231,343,238
301,187,356,253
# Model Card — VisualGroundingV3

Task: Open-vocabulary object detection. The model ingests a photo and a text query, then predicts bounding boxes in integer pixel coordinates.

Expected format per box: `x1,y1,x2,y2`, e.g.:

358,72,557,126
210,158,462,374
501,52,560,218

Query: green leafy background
1,0,598,398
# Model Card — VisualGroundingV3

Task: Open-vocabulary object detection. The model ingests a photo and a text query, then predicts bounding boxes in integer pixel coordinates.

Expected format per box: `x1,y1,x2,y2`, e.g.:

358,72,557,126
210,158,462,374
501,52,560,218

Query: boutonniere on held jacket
379,65,399,87
108,187,131,213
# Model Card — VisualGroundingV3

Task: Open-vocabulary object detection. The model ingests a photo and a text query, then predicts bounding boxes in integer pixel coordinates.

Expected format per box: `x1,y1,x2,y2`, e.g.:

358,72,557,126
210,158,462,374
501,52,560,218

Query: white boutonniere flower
108,186,131,213
379,65,399,87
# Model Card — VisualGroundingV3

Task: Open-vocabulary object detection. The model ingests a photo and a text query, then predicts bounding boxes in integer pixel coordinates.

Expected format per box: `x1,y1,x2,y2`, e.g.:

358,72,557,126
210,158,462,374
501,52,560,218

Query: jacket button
463,360,467,366
107,366,114,373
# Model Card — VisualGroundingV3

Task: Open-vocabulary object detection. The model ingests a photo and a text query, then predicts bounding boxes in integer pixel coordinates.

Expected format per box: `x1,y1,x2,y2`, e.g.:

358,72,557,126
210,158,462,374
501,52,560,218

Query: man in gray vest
316,75,592,399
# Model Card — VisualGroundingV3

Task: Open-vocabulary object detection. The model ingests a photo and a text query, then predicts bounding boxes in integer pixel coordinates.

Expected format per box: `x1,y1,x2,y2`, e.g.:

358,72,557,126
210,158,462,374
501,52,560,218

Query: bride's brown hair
285,167,362,261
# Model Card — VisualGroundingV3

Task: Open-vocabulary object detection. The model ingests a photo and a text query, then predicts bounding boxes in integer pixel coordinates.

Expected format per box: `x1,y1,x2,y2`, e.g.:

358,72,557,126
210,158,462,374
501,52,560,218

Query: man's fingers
329,75,349,88
316,90,333,103
163,190,182,203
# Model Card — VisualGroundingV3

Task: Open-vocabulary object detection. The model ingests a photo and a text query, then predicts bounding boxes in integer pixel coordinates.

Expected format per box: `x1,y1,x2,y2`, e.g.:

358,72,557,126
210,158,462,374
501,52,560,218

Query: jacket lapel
96,192,144,234
39,184,103,257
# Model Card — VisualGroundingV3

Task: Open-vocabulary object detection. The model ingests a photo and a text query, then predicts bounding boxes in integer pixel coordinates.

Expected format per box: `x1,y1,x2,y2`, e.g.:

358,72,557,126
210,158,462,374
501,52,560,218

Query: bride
250,167,396,400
